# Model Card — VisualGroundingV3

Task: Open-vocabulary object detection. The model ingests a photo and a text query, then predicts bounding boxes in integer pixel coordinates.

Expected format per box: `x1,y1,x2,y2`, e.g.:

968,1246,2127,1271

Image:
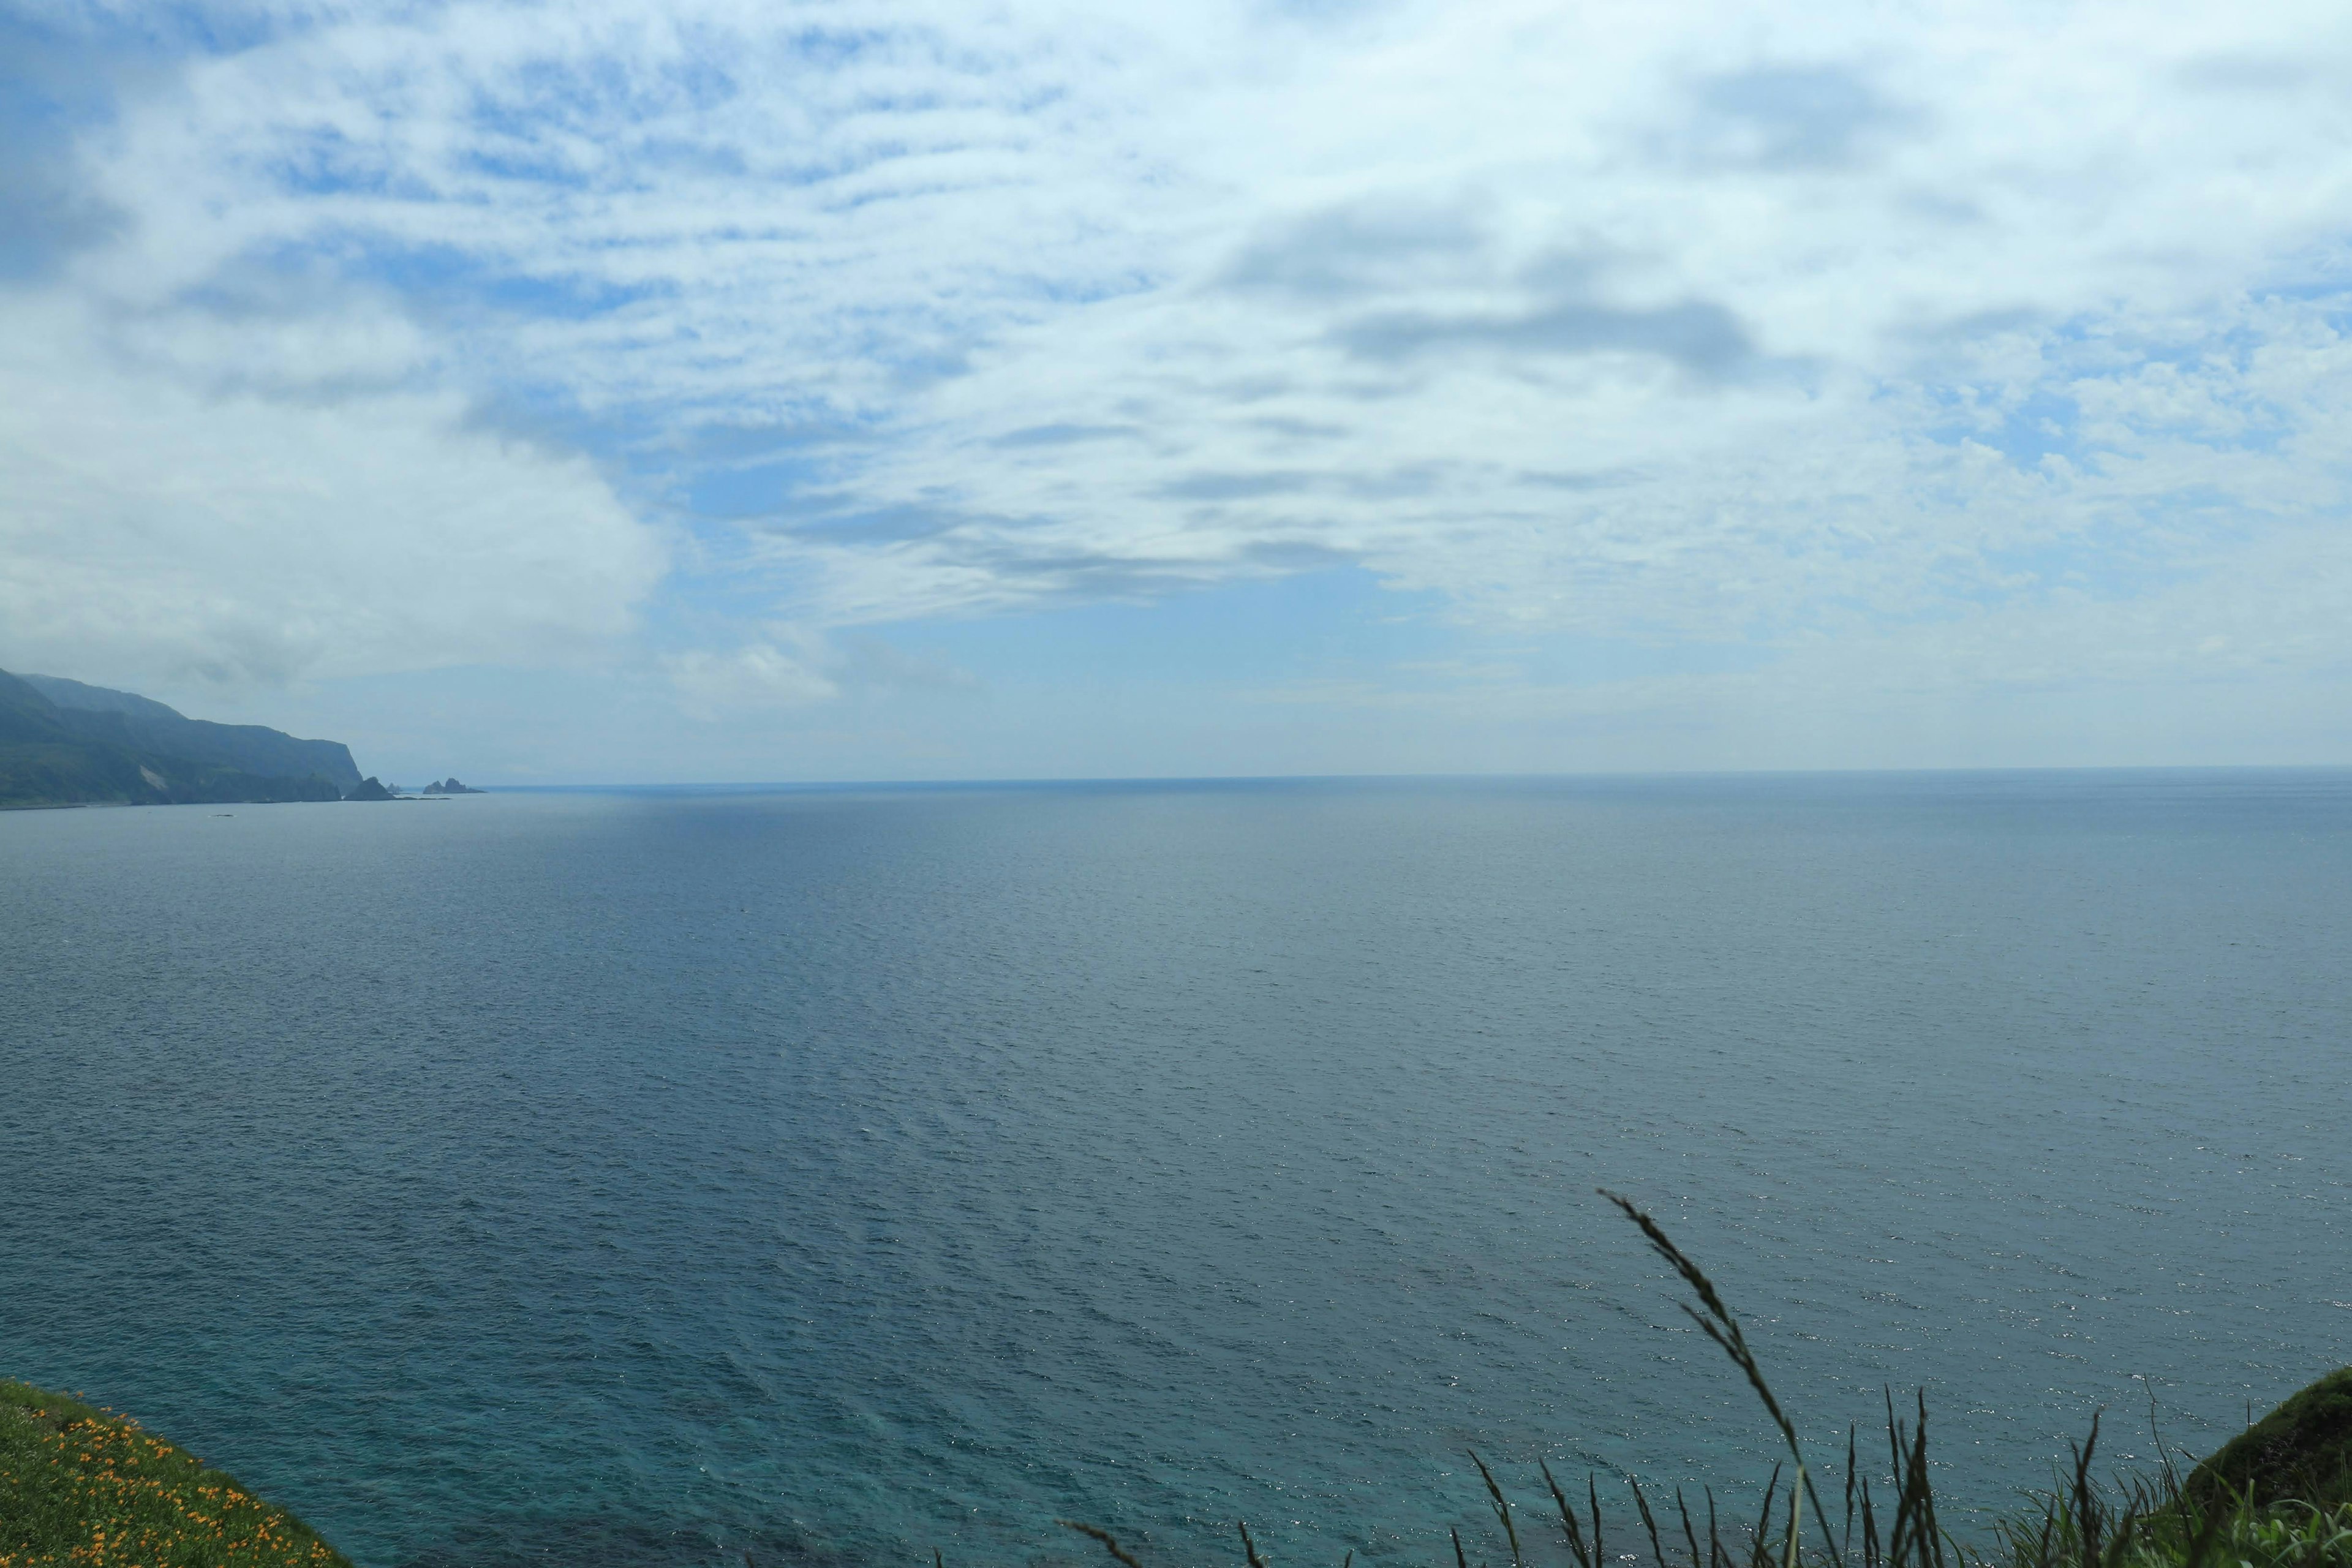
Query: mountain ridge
0,669,363,809
20,673,364,790
20,677,367,799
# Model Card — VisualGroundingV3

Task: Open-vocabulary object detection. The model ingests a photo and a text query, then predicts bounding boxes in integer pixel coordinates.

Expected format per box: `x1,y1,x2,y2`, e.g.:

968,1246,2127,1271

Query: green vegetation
17,674,362,794
8,1198,2345,1568
0,1382,349,1568
1054,1194,2352,1568
2187,1368,2352,1515
0,670,352,809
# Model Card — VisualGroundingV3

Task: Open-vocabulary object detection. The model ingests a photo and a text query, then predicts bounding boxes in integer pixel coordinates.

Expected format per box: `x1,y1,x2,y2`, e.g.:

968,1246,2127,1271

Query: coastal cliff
0,669,363,809
20,673,364,794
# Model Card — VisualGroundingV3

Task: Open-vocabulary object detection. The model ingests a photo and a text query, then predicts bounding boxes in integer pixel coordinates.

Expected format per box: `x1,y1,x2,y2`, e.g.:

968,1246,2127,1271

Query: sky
3,0,2351,783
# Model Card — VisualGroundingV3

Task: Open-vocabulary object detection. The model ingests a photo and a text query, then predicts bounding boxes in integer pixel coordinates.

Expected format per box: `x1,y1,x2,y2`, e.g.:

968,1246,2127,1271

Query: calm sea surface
3,774,2349,1568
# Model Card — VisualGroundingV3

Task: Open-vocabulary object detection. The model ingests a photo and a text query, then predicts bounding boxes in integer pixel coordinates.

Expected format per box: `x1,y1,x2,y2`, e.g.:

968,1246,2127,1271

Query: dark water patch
391,1515,843,1568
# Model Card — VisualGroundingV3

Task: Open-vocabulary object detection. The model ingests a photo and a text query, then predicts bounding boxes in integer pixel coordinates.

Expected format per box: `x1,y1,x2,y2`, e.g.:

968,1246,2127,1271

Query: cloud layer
2,0,2350,763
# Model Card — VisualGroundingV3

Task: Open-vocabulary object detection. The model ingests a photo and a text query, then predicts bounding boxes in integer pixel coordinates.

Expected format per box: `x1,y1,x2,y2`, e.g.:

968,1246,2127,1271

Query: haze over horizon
6,1,2352,783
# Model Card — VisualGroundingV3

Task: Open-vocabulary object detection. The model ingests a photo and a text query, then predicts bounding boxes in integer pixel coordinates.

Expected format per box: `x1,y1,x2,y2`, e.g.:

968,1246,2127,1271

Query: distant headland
0,668,467,810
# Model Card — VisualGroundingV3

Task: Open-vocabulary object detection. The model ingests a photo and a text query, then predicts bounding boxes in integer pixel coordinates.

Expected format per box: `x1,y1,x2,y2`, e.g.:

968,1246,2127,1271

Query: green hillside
0,1381,351,1568
0,671,349,809
19,673,363,792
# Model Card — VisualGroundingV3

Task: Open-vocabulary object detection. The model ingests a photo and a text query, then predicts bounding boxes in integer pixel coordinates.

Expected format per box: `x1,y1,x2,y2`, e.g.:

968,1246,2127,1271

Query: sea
2,772,2348,1568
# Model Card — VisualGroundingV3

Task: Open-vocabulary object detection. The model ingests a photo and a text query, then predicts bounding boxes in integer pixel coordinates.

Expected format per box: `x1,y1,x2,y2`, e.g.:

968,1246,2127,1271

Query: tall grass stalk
1048,1195,2352,1568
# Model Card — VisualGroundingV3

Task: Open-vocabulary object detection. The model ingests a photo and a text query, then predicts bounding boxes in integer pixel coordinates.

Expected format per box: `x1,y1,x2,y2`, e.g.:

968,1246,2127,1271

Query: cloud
662,636,840,716
9,0,2352,761
990,423,1139,448
660,625,978,717
1157,470,1317,502
0,12,130,282
1685,64,1918,170
0,292,666,690
1333,292,1757,377
1221,200,1486,301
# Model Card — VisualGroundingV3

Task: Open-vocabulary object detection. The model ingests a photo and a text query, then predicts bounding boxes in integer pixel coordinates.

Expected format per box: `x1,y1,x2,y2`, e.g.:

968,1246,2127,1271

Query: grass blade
1631,1474,1667,1568
1750,1465,1783,1568
1061,1520,1145,1568
1471,1450,1523,1568
1542,1460,1592,1568
1845,1426,1858,1564
2072,1410,2105,1568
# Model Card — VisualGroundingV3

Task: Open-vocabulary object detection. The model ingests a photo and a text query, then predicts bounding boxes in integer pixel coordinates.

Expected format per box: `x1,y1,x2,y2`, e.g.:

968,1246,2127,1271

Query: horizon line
443,761,2352,793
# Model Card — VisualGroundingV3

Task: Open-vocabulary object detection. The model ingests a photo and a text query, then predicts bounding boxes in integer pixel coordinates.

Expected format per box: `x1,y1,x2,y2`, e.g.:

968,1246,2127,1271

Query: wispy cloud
2,0,2350,765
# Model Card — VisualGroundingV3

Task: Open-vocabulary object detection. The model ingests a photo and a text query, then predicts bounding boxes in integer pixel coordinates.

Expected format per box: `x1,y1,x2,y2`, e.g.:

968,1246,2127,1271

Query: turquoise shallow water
2,772,2348,1567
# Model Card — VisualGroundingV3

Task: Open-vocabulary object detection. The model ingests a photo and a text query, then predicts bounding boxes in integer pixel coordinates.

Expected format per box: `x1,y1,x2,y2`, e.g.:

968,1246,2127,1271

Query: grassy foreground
0,1382,349,1568
7,1196,2346,1568
1060,1194,2352,1568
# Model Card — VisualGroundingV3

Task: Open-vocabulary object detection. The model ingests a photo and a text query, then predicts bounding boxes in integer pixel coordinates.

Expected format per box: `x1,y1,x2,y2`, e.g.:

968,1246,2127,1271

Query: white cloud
658,622,982,718
7,0,2352,758
660,631,840,717
0,292,666,690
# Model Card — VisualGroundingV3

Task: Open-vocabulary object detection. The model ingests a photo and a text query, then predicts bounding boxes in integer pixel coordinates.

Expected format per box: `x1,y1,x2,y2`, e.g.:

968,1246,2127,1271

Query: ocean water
2,772,2349,1568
